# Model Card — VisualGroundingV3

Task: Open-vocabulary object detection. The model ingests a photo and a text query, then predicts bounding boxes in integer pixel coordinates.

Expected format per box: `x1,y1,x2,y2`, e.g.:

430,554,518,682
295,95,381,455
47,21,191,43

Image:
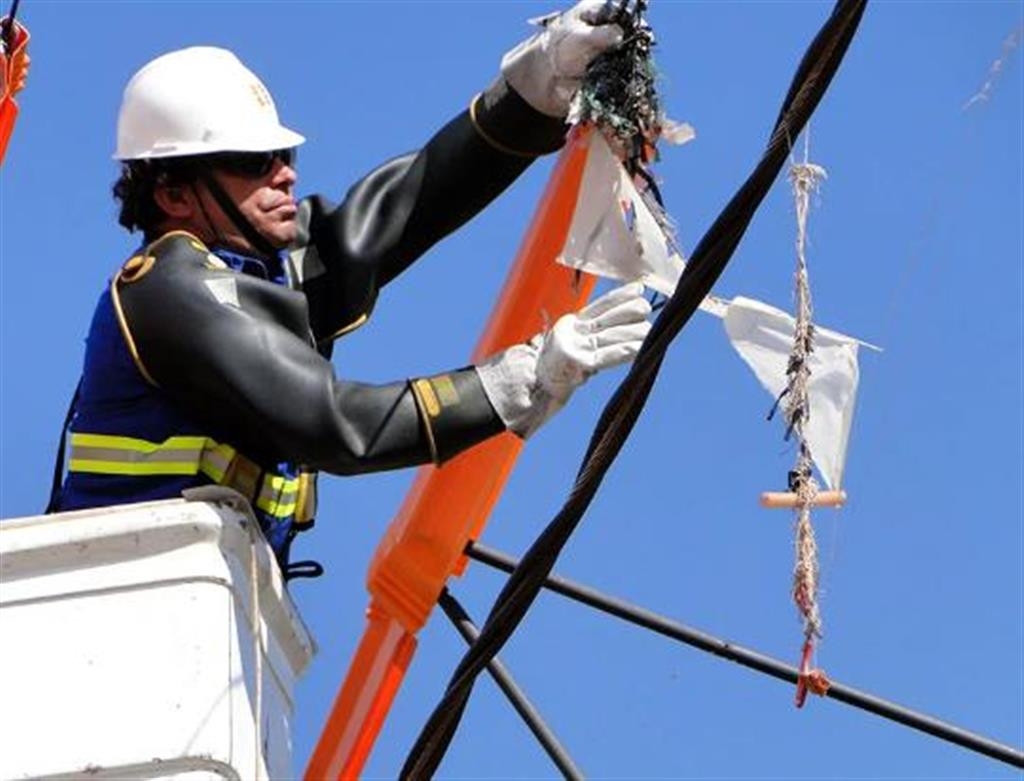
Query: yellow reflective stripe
67,458,204,476
70,433,209,453
256,499,298,517
69,431,306,521
257,499,298,518
69,434,212,477
262,474,287,490
256,476,301,518
199,441,237,482
258,487,299,505
259,476,299,499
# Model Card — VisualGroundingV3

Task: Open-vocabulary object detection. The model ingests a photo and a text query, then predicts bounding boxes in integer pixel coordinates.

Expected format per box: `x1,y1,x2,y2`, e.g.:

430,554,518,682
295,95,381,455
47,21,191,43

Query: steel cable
438,590,585,780
466,541,1024,770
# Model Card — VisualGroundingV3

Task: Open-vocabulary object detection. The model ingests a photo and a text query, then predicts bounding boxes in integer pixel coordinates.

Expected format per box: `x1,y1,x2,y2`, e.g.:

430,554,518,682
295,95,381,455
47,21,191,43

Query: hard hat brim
114,125,306,161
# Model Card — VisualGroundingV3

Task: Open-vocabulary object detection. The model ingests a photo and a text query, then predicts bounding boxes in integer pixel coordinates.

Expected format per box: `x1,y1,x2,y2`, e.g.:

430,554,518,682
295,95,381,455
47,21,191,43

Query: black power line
438,590,584,780
400,2,870,777
466,542,1024,771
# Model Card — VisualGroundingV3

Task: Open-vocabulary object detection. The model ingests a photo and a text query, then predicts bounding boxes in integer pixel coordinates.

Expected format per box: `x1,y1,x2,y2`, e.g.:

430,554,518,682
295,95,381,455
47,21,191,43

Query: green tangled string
572,0,661,173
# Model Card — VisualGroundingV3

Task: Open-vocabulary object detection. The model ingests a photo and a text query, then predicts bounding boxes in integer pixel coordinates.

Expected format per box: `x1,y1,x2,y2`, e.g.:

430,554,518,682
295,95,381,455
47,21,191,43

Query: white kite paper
557,132,869,490
718,296,861,490
558,132,685,297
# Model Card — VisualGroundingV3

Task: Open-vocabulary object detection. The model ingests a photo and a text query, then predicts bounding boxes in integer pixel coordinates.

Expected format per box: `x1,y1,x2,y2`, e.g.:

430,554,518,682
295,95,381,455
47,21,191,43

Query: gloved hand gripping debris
501,0,625,118
476,282,651,438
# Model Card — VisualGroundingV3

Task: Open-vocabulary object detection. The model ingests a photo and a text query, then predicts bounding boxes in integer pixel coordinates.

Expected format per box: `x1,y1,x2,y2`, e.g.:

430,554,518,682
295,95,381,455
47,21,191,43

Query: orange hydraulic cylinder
306,604,418,780
0,99,18,165
305,128,597,781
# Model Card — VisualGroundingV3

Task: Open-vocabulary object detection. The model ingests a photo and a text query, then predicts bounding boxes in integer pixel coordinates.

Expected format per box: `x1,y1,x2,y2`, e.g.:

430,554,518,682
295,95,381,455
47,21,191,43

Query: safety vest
55,246,317,565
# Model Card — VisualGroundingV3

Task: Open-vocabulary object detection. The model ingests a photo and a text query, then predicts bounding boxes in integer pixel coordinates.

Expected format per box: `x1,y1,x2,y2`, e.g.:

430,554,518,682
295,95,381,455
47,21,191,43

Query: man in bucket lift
48,1,653,577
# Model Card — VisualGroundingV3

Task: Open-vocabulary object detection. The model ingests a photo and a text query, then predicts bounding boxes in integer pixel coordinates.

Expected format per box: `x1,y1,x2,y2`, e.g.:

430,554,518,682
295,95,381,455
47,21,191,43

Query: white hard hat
114,47,305,161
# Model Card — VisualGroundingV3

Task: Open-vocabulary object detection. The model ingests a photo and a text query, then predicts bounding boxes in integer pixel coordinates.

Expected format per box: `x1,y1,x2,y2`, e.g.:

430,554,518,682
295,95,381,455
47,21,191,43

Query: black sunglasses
207,148,296,178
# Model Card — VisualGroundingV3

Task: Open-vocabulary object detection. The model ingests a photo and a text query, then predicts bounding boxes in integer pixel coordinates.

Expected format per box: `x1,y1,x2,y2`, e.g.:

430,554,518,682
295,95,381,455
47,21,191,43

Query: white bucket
0,491,316,780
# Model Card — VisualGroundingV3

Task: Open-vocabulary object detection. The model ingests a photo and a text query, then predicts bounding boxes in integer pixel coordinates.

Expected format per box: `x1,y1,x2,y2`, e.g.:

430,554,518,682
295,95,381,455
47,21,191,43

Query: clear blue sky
1,2,1021,779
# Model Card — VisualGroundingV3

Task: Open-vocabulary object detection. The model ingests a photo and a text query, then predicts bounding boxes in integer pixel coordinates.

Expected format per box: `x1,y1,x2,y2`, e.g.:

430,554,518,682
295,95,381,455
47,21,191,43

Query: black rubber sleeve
297,78,568,342
115,235,504,474
471,76,570,157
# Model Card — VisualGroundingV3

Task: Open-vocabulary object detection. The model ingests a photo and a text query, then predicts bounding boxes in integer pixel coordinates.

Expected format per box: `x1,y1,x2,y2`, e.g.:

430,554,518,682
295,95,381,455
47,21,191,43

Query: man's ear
153,183,195,219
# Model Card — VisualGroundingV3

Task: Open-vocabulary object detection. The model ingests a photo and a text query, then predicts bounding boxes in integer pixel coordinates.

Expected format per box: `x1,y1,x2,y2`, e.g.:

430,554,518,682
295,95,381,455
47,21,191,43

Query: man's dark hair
112,159,198,235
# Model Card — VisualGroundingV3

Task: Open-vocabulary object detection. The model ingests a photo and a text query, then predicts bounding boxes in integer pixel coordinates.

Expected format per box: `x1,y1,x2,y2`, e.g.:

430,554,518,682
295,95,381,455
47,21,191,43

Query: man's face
209,149,299,251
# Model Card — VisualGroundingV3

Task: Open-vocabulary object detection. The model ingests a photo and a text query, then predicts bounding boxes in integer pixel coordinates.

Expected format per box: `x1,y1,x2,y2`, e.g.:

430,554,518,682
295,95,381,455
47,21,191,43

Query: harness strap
284,560,325,581
294,471,317,528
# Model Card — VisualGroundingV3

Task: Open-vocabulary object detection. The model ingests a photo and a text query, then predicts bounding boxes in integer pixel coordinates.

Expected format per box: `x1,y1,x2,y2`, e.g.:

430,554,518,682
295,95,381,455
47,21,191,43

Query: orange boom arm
306,128,597,780
0,17,29,167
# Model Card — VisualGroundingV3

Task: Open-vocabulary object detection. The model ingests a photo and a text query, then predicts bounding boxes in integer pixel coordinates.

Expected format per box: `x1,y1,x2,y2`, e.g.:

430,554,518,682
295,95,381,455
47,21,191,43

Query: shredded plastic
569,0,684,279
569,0,660,172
